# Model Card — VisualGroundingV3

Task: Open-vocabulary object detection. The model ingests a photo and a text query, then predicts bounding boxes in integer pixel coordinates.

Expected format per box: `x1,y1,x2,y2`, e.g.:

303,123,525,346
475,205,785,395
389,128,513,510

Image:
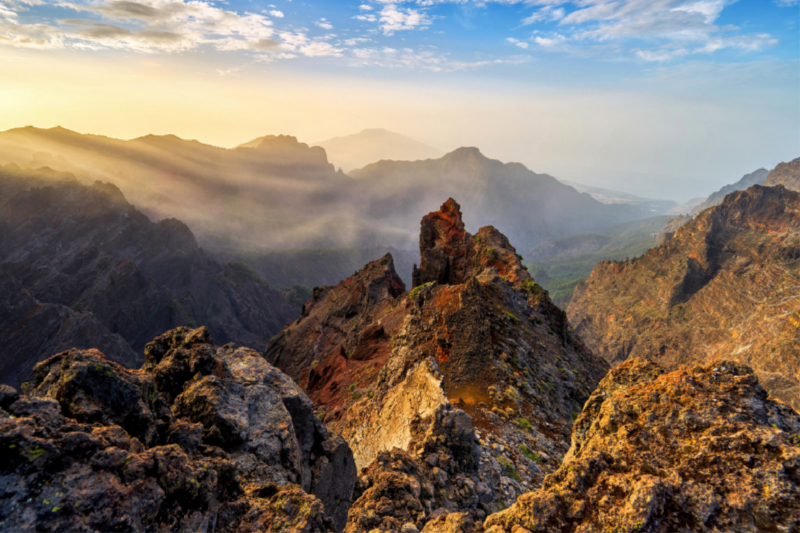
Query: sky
0,0,798,201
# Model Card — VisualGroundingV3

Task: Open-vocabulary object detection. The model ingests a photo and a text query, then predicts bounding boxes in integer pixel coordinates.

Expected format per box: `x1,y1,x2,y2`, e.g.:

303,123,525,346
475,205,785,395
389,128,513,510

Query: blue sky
0,0,798,200
2,0,797,69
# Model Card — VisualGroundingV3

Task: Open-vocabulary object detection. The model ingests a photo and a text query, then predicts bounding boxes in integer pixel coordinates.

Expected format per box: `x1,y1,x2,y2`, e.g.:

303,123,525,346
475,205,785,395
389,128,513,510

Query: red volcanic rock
265,254,406,415
413,199,472,287
413,199,534,289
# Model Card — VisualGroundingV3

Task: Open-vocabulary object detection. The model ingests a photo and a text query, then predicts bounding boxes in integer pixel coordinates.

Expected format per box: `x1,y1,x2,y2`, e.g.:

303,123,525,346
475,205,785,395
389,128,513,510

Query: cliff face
567,185,800,410
483,358,800,533
764,157,800,191
267,199,610,529
0,327,356,532
0,166,304,388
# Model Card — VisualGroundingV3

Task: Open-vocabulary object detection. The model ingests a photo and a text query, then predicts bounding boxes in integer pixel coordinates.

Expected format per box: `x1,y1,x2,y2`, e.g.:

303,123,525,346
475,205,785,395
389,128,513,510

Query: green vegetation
498,456,520,481
516,417,533,432
520,278,542,296
520,444,541,463
504,311,519,324
224,262,264,285
409,281,433,300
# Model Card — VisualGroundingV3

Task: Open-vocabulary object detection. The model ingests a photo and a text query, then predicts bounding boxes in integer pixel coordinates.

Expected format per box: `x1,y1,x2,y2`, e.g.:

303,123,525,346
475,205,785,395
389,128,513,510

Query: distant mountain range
560,180,677,214
349,147,670,257
692,167,770,213
314,128,442,173
0,127,667,265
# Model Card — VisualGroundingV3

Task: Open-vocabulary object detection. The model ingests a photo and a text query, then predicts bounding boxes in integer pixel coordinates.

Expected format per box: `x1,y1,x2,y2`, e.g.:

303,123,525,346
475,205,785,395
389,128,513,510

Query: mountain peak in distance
314,128,443,172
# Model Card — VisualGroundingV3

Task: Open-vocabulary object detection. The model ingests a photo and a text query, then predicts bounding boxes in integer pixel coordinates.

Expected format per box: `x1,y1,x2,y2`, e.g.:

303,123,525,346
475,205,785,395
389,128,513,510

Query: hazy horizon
1,0,799,202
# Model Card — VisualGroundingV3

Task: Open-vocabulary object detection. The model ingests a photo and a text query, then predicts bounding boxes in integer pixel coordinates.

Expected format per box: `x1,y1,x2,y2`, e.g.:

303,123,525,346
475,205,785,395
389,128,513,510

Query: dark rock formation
568,185,800,411
0,327,356,532
764,156,800,191
483,358,800,533
0,165,305,388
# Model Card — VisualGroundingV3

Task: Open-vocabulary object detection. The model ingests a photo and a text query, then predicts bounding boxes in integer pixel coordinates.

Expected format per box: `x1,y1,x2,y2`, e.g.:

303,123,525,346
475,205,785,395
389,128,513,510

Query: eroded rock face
764,157,799,191
0,327,356,532
483,358,800,533
568,185,800,411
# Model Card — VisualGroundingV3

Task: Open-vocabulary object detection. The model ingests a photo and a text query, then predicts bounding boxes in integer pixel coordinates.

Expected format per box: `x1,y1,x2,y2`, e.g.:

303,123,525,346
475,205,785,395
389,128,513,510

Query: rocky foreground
2,329,798,532
0,327,356,532
485,358,800,533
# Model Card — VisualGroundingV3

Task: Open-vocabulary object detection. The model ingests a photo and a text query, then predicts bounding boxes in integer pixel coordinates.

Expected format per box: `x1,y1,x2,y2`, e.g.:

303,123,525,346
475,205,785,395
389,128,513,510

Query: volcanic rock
483,358,800,533
267,198,610,528
568,185,800,411
0,327,356,532
265,253,406,411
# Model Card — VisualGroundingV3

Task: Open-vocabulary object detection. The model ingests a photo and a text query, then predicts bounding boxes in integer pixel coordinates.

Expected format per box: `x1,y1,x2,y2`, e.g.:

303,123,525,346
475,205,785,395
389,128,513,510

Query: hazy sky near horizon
1,0,798,201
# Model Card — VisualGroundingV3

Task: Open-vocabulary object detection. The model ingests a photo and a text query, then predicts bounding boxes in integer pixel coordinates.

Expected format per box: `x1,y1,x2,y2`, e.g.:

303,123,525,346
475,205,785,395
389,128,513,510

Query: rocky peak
413,198,533,289
267,199,609,529
413,199,471,287
764,156,799,191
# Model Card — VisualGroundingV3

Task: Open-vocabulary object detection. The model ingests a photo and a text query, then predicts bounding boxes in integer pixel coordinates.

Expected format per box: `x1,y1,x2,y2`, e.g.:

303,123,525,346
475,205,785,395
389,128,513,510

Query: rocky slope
567,185,800,410
0,327,356,532
764,157,800,191
0,165,304,388
267,199,610,529
483,358,800,533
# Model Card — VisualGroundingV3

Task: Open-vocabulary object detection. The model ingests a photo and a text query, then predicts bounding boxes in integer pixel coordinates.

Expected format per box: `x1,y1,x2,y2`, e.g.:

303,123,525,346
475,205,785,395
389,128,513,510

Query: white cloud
316,18,333,30
534,33,565,46
1,0,279,51
506,37,528,49
269,10,283,18
378,4,432,35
